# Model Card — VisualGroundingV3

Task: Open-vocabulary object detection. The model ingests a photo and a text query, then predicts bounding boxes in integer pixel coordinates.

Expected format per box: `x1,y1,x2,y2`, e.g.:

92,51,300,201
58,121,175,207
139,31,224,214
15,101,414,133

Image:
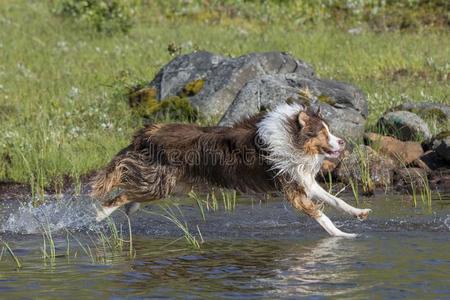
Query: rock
334,145,396,191
394,168,429,191
364,132,423,165
390,102,450,121
377,111,432,141
219,73,368,140
429,169,450,192
144,51,368,140
148,51,315,118
420,150,450,170
430,131,450,162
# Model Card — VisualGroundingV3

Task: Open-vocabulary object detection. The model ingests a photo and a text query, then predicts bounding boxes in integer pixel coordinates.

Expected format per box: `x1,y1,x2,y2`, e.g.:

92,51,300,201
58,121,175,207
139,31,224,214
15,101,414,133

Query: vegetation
0,214,135,269
50,0,136,34
0,239,22,269
143,204,204,249
0,0,449,192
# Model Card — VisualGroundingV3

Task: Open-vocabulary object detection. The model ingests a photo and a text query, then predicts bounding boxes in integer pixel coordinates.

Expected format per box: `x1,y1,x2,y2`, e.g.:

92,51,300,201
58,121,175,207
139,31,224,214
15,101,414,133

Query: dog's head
295,109,345,158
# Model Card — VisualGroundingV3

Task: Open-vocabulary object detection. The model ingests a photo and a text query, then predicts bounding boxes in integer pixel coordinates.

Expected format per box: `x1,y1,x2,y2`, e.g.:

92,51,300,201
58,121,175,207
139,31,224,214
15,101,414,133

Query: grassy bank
0,0,449,193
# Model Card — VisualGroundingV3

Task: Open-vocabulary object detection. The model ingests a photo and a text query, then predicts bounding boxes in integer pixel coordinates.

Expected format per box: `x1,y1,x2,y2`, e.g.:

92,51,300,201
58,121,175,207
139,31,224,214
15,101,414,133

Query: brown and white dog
91,103,371,237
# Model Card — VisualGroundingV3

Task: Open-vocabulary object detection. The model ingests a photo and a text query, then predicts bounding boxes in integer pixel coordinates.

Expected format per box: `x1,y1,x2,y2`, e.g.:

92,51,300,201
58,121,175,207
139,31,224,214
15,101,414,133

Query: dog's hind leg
311,182,371,220
285,185,357,237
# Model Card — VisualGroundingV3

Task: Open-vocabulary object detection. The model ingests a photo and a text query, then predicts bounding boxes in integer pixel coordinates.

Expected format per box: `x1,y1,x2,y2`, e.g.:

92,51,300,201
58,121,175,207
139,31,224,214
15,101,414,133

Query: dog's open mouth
325,149,342,158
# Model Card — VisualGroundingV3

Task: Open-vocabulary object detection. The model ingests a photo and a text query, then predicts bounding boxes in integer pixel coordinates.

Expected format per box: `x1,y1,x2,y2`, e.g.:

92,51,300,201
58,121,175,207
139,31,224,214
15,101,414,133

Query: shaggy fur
91,103,371,237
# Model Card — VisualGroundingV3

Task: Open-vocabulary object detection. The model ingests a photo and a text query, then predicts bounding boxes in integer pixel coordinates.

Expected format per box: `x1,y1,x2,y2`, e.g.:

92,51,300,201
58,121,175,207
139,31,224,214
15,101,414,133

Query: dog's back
91,115,277,204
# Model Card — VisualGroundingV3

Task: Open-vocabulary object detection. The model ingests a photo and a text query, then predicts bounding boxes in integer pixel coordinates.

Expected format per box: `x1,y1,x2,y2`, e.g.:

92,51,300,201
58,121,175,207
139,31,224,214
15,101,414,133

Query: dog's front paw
356,208,371,220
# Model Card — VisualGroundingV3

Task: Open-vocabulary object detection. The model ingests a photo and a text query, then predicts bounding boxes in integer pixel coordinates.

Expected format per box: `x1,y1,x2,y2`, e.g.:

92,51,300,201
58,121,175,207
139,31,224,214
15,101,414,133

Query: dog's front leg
285,186,357,238
310,182,371,220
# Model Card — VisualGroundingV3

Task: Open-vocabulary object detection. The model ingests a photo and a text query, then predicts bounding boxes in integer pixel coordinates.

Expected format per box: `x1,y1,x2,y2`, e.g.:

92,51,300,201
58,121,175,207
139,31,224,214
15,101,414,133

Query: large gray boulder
148,51,314,117
146,51,368,140
377,111,432,142
218,73,368,139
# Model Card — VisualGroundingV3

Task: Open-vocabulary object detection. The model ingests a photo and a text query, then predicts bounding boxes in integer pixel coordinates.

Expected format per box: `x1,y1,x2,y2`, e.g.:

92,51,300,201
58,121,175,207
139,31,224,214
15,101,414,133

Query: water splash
444,215,450,231
0,195,100,234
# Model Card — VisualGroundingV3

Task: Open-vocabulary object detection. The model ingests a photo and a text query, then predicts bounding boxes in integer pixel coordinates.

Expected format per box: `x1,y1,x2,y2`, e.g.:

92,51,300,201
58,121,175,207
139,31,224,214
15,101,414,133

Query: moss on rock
411,108,447,121
435,131,450,140
128,87,157,108
181,79,205,97
318,94,336,106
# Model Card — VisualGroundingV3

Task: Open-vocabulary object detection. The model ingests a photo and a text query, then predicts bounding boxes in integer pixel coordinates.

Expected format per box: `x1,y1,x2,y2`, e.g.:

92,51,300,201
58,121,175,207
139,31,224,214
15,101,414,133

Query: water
0,193,449,299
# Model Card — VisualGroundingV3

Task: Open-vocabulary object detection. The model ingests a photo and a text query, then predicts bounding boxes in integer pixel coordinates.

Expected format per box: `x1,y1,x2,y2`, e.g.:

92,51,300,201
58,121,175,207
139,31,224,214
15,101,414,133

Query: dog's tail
90,145,132,199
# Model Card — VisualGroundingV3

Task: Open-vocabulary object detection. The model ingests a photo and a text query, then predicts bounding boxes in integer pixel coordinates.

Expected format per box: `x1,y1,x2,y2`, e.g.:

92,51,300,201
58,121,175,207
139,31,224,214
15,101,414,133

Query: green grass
0,215,135,269
0,239,22,270
146,204,203,249
0,0,449,191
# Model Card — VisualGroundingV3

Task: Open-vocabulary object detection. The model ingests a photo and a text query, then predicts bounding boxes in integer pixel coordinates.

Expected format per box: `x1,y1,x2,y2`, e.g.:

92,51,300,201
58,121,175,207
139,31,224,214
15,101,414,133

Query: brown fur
91,109,333,216
283,180,321,218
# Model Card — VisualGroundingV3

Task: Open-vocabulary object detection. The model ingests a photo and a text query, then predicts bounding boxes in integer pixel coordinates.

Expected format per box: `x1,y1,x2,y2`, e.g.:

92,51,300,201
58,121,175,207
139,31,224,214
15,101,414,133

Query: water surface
0,193,449,299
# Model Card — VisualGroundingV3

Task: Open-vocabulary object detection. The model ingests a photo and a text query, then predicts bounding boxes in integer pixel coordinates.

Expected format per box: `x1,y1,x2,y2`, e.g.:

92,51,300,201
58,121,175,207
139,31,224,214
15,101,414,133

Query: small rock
429,169,450,192
420,150,450,170
431,131,450,162
394,167,429,191
364,132,423,165
348,27,363,35
334,145,396,191
390,102,450,121
377,111,432,142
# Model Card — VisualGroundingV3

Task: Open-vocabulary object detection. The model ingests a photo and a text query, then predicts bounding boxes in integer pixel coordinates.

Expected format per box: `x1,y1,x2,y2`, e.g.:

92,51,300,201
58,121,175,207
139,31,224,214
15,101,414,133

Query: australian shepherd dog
91,103,371,237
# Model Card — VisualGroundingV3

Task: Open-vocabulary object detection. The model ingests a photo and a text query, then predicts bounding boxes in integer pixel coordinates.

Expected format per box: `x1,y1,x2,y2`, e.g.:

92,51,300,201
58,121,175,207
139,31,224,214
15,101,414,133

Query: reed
221,189,237,212
407,172,432,209
188,190,206,221
395,154,433,209
355,145,375,196
0,239,22,270
144,204,203,249
348,178,360,206
208,190,219,212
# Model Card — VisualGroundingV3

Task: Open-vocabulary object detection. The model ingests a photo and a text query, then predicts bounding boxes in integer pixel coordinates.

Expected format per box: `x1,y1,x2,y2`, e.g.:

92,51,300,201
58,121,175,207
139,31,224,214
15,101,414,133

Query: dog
91,103,371,237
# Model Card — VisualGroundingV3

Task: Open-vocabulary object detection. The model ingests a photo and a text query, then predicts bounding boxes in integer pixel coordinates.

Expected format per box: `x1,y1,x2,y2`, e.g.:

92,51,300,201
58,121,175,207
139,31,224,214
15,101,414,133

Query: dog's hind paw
356,208,371,220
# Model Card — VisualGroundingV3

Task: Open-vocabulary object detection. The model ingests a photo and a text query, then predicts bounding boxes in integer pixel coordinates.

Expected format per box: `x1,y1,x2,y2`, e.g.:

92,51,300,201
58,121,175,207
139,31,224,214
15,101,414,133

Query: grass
0,0,449,191
152,204,203,249
0,239,22,270
397,159,434,209
0,213,135,269
188,190,206,220
221,189,237,212
189,189,238,215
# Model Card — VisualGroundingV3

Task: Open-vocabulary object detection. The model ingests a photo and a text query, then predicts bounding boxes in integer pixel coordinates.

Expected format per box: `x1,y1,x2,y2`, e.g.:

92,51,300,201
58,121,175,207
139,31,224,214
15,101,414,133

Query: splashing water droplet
1,195,102,234
444,215,450,231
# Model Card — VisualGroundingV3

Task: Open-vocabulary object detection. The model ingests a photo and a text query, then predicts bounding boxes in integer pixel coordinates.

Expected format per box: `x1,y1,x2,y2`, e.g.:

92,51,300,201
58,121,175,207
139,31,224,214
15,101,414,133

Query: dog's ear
298,111,310,128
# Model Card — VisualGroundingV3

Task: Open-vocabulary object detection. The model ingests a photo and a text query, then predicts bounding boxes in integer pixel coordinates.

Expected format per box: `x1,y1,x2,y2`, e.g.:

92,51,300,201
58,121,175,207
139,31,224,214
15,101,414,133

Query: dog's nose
338,139,345,146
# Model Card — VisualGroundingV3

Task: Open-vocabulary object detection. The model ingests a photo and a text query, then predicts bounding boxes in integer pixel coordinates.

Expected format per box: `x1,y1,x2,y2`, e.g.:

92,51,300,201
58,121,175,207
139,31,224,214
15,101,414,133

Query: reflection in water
265,237,369,297
118,237,372,298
